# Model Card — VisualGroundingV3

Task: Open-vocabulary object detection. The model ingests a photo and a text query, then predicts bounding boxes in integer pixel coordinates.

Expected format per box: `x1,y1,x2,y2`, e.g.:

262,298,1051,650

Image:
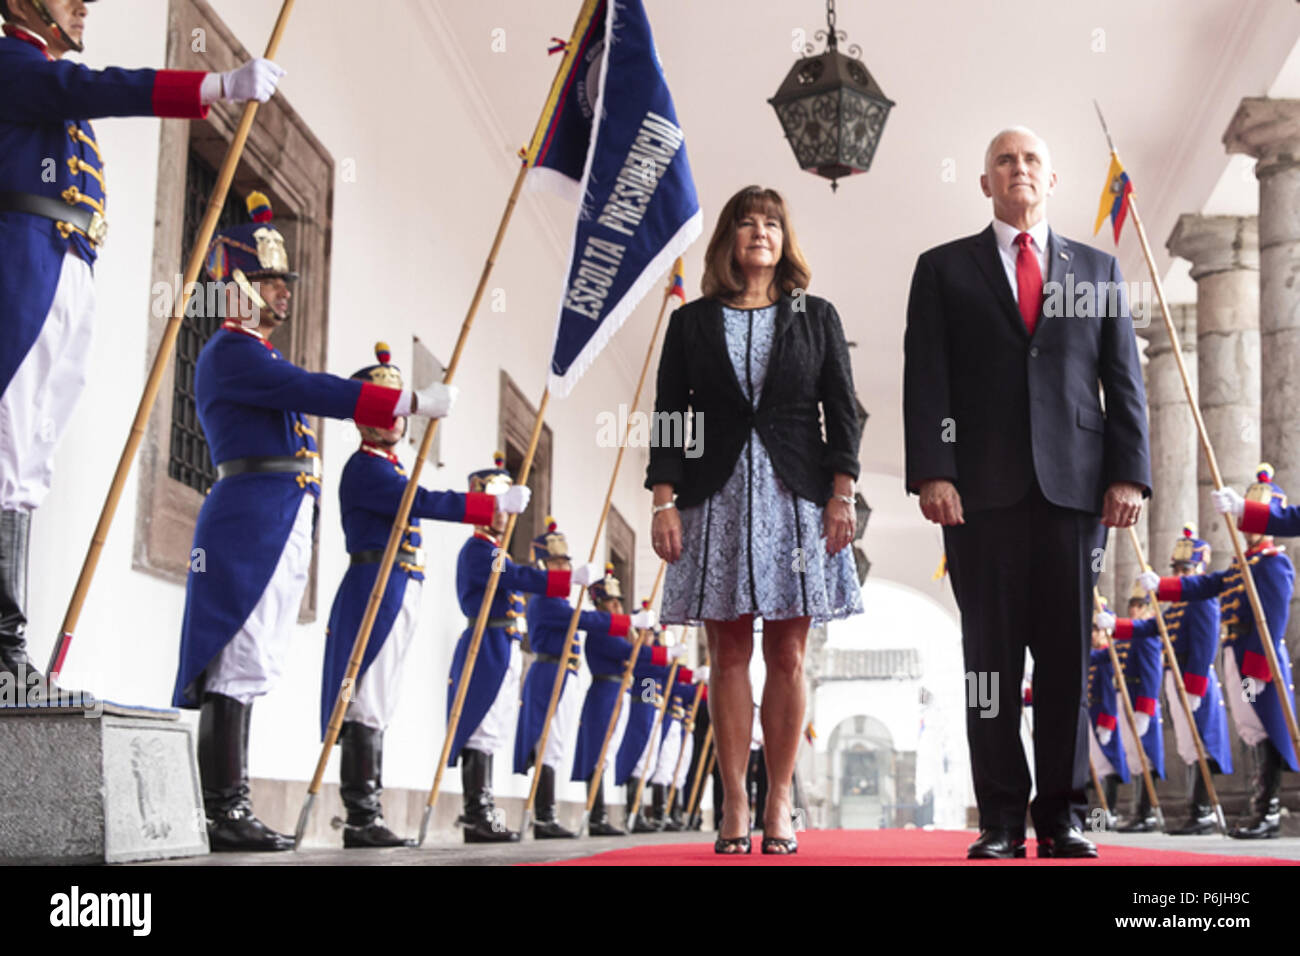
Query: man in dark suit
903,127,1151,859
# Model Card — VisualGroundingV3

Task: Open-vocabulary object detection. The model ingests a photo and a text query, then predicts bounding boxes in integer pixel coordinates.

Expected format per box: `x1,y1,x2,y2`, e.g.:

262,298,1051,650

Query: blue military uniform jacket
1114,623,1165,778
1160,542,1299,770
1118,599,1233,773
1088,647,1130,782
572,627,663,782
446,533,570,766
172,325,403,706
512,597,614,774
318,444,493,738
0,26,209,396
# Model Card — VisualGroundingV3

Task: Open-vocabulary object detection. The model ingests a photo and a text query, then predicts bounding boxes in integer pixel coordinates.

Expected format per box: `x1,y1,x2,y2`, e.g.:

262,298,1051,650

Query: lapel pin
1059,252,1068,260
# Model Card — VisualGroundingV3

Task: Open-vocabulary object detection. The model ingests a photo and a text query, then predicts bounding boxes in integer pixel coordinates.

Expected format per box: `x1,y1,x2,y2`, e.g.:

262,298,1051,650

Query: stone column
1137,298,1199,574
1166,214,1260,565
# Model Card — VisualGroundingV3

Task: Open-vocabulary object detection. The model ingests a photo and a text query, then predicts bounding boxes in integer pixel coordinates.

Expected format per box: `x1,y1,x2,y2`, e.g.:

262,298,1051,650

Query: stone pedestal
1166,214,1260,565
0,702,208,864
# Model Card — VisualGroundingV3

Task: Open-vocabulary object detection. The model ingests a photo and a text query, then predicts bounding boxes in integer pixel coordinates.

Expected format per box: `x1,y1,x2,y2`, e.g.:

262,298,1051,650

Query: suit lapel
1039,229,1073,338
970,225,1026,339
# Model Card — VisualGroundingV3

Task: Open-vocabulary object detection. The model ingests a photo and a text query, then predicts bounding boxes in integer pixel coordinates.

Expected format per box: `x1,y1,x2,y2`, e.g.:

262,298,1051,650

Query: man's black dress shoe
966,828,1026,859
1036,825,1099,858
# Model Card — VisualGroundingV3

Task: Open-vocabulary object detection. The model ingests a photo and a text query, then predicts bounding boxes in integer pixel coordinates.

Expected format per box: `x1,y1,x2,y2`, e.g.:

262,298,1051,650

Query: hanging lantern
768,0,895,192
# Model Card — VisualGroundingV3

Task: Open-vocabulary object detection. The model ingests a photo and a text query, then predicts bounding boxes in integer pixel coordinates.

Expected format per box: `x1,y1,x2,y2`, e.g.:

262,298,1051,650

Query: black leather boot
663,790,685,831
533,764,577,839
629,778,658,833
647,783,668,831
458,748,518,843
1231,742,1282,839
198,692,293,851
1101,774,1120,830
588,778,625,836
1170,765,1215,835
338,722,413,847
1117,780,1157,832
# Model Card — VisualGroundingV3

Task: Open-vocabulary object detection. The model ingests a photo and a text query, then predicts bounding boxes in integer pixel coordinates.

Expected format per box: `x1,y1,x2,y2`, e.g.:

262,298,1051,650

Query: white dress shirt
991,217,1049,306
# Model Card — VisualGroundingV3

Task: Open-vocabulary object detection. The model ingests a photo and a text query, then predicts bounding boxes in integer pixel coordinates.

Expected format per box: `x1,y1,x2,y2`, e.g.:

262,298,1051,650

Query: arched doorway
826,715,895,829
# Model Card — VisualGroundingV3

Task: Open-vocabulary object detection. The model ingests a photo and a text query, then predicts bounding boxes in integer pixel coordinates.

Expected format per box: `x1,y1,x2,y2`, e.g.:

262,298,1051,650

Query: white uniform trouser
633,714,659,779
465,640,522,754
650,720,684,786
348,580,423,731
1118,705,1146,773
541,669,580,771
599,695,631,784
1089,726,1117,778
0,251,95,511
205,495,314,704
1222,652,1269,747
1164,669,1204,767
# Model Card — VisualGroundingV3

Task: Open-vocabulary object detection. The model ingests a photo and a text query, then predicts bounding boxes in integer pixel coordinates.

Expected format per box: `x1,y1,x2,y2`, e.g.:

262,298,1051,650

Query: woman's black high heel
714,833,752,855
761,813,798,855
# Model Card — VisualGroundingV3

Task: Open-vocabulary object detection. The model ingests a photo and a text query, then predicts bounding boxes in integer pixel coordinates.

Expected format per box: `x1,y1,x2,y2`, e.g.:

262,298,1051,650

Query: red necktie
1014,232,1042,336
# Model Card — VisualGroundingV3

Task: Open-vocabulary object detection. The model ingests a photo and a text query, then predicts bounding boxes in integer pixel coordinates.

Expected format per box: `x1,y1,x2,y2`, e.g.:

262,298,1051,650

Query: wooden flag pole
665,652,707,812
627,655,682,831
1094,103,1300,759
48,0,297,682
687,732,716,827
1093,586,1165,831
1124,525,1229,835
416,389,551,846
519,267,681,834
293,160,531,847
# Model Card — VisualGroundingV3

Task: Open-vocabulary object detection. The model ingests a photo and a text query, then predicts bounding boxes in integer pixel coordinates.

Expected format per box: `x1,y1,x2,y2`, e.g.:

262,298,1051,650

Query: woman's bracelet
832,494,855,506
652,500,677,515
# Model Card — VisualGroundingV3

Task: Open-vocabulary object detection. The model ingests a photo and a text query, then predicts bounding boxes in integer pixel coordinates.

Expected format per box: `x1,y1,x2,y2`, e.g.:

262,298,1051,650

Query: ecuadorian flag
1093,154,1133,244
669,257,686,301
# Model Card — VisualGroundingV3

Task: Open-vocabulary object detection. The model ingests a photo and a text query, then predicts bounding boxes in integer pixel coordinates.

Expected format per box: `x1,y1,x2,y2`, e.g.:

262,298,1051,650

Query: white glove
666,644,687,662
631,608,656,631
695,665,710,682
1243,676,1264,702
571,561,603,588
1186,693,1203,713
495,485,530,515
1093,610,1116,632
1212,486,1246,518
413,382,458,419
219,59,285,103
1134,712,1151,737
1097,726,1113,746
1137,569,1161,593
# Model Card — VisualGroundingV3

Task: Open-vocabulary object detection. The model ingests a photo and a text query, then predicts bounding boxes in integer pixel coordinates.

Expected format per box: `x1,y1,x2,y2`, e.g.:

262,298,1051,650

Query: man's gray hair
984,127,1051,172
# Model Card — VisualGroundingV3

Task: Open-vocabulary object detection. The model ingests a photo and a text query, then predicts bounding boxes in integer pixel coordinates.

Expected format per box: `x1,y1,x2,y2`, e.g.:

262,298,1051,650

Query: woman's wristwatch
652,500,677,515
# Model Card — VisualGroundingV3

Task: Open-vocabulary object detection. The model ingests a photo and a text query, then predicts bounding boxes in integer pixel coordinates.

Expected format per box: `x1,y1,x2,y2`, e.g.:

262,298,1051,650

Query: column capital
1138,300,1195,351
1166,214,1258,279
1224,98,1300,176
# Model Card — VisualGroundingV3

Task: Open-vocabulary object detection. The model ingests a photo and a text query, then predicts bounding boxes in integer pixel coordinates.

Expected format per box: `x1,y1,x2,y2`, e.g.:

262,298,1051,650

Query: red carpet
529,829,1300,866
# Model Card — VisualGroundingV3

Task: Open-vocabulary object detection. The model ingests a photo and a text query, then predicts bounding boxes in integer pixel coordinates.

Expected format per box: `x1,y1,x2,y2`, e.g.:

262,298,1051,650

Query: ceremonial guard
1138,465,1298,839
511,517,607,840
616,617,671,833
172,196,457,851
0,0,282,691
319,345,529,848
1097,525,1233,835
1107,587,1165,832
647,658,706,830
572,571,674,835
1087,615,1128,830
449,458,602,843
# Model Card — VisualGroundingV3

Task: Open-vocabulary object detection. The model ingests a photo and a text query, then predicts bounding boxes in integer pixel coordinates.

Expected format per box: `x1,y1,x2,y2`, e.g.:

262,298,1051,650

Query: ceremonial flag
1093,153,1133,244
669,257,686,301
526,0,702,398
804,721,816,745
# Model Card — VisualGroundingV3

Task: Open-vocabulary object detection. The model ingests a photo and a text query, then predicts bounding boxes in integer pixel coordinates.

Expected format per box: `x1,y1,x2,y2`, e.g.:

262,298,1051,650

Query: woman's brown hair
700,185,811,302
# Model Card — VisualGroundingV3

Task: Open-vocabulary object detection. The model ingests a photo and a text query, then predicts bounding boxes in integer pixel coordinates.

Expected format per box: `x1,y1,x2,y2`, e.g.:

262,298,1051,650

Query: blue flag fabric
531,0,702,398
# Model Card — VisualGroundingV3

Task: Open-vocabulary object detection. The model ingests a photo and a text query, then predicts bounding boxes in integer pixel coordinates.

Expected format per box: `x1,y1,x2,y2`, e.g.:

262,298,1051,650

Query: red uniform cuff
608,613,630,637
1182,672,1208,697
1097,713,1116,731
355,383,400,429
152,70,210,119
677,667,693,684
1156,576,1182,602
1241,499,1273,535
545,569,571,598
651,645,668,667
1114,618,1134,640
1135,695,1157,717
462,492,495,526
1241,650,1273,683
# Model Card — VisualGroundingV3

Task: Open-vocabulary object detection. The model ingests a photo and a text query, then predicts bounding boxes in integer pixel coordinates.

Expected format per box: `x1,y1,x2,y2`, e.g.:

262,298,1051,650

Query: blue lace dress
660,304,864,625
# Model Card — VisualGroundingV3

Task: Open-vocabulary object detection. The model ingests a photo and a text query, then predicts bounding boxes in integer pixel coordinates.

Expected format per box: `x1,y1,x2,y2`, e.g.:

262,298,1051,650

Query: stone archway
826,714,896,829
